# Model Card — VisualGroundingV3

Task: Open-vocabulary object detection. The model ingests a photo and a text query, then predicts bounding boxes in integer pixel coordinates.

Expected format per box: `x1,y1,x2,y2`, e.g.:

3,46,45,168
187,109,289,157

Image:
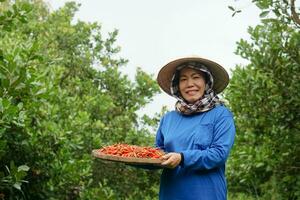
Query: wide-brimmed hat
157,56,229,95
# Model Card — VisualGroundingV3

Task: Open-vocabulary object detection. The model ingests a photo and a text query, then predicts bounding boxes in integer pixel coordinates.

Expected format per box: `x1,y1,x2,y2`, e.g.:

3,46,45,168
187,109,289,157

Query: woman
155,56,236,200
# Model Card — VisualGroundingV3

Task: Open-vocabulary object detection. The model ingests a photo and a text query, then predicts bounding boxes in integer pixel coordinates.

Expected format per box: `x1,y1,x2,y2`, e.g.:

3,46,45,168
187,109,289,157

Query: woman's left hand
161,152,182,168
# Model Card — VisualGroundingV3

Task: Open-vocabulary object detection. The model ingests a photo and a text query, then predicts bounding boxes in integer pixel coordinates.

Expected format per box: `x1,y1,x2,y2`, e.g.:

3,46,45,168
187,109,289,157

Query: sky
47,0,261,116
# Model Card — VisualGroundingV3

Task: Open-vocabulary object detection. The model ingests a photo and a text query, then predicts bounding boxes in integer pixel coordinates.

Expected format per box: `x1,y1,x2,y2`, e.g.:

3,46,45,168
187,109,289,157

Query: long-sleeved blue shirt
155,105,235,200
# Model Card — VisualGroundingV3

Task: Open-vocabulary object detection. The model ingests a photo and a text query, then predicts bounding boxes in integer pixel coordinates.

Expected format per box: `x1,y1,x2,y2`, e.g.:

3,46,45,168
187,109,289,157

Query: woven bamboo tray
92,149,163,165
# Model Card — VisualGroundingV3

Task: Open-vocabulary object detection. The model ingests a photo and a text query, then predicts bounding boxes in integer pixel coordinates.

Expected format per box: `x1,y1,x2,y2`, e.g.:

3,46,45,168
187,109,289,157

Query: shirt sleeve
181,115,236,170
155,116,165,151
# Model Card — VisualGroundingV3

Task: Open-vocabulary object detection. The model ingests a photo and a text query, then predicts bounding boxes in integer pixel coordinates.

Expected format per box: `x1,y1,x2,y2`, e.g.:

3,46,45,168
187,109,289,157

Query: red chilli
96,143,164,159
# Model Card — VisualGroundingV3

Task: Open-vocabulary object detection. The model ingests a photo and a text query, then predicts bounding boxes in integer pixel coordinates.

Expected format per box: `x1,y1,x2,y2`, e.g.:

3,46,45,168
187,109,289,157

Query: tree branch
291,0,300,25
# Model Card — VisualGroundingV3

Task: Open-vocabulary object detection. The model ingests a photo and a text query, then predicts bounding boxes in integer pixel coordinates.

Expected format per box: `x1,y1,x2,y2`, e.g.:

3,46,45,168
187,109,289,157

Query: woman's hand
161,152,182,168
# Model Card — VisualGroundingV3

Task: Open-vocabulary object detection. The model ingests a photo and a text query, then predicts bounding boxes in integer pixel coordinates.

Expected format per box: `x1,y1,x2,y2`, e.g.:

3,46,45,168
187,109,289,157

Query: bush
0,1,160,199
225,1,300,199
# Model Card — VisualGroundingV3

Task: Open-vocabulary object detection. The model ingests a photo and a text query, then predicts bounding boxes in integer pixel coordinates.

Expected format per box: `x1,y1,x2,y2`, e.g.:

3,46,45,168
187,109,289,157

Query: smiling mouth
185,90,198,95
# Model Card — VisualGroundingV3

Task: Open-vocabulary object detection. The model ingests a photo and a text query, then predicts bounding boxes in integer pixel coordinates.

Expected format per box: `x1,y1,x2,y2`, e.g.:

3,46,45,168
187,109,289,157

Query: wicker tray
92,149,163,165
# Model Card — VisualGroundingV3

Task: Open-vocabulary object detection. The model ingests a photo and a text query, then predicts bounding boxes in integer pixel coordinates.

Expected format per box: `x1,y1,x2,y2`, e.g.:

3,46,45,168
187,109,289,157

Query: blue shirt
155,105,235,200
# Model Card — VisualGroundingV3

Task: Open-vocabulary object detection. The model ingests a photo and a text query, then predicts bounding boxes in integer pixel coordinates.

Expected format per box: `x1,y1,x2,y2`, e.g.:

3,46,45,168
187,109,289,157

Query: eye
179,77,187,82
192,75,201,79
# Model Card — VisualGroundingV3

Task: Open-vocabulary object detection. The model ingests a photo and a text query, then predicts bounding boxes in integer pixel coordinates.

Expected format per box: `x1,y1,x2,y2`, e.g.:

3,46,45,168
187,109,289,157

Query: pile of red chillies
97,143,164,159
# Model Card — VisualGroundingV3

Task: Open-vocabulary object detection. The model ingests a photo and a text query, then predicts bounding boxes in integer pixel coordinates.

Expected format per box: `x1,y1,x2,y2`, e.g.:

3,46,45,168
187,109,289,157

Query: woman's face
179,67,206,104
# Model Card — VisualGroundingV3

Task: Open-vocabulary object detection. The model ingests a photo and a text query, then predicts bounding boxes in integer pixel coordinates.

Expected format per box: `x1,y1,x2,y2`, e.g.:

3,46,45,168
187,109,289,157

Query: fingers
161,152,181,169
161,153,172,160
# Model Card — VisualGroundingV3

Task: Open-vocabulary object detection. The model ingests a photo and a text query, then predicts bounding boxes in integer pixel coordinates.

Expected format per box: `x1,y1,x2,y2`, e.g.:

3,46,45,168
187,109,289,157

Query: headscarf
170,62,222,115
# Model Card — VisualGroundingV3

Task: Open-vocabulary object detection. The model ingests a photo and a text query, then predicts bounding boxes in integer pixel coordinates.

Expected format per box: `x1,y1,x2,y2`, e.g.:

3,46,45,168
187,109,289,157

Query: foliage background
0,0,299,199
226,1,300,199
0,0,161,199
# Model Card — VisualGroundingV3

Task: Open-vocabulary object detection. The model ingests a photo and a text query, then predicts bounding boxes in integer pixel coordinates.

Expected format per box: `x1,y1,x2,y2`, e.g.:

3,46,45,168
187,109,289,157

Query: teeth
187,91,197,95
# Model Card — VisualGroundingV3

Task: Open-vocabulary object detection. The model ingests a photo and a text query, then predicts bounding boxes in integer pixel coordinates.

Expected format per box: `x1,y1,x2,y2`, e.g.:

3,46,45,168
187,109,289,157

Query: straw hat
157,56,229,95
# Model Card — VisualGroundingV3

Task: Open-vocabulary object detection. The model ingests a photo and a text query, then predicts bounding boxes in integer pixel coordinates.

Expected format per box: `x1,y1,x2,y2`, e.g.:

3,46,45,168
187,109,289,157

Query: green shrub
226,1,300,199
0,1,160,199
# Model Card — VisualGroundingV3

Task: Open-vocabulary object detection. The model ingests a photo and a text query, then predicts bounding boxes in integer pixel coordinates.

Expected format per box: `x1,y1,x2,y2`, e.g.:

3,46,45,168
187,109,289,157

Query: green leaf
12,4,18,13
259,10,270,18
21,3,33,12
255,0,271,9
228,6,235,11
19,16,28,23
0,98,3,113
18,165,29,172
6,10,13,17
13,183,22,191
0,49,3,60
0,15,5,22
255,162,265,168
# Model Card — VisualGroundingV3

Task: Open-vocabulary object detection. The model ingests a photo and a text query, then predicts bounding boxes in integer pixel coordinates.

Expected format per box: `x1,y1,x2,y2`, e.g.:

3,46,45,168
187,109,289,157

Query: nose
186,78,194,87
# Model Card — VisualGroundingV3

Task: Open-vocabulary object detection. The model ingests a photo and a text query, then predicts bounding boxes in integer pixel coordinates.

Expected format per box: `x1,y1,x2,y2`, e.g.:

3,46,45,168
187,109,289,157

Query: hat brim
157,56,229,95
